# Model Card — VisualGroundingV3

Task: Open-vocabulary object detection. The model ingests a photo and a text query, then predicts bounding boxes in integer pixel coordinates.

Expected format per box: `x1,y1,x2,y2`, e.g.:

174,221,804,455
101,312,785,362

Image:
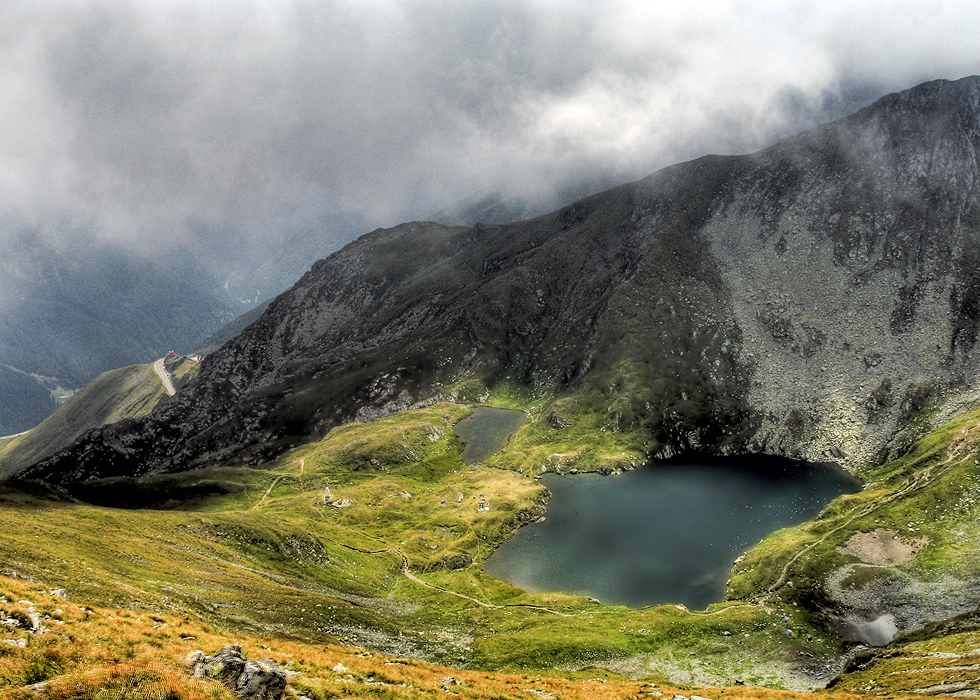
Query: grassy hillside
3,574,932,700
4,399,980,695
0,362,170,478
727,403,980,633
0,404,825,689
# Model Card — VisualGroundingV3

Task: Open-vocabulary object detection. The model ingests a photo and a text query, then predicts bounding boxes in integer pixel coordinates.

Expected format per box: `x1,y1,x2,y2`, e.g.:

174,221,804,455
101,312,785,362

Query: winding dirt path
392,545,575,617
250,476,284,511
158,542,377,609
250,459,306,512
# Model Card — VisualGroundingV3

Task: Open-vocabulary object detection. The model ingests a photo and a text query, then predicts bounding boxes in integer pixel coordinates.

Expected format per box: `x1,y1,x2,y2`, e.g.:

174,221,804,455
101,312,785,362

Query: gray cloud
2,0,980,254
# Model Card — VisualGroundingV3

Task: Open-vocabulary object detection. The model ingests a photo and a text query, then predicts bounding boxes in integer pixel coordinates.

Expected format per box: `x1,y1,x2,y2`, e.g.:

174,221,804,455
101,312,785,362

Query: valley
0,355,198,479
0,234,246,436
4,395,980,696
6,76,980,697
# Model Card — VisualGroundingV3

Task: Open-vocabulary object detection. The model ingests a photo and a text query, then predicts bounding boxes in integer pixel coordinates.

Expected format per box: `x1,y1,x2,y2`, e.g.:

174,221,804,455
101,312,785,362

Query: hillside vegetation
4,398,980,695
3,573,937,700
0,358,200,479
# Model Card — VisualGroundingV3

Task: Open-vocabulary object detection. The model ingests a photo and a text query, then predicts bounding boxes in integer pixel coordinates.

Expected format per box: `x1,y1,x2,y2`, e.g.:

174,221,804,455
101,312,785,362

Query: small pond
454,407,526,464
483,456,861,610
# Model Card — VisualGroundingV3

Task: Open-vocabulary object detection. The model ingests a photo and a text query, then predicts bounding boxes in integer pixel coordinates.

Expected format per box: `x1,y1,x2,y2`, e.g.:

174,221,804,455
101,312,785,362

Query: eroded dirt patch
837,528,927,565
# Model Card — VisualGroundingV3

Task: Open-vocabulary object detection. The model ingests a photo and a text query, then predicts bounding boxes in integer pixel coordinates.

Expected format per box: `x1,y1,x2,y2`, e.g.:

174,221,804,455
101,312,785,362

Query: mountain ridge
20,75,980,483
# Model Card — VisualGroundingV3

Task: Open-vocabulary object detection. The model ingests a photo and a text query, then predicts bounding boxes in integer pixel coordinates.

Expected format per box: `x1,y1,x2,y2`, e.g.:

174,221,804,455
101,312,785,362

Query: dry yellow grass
0,575,926,700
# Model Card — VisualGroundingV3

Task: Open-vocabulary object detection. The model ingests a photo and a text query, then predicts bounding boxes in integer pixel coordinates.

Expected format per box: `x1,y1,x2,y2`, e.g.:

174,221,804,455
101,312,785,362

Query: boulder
185,644,287,700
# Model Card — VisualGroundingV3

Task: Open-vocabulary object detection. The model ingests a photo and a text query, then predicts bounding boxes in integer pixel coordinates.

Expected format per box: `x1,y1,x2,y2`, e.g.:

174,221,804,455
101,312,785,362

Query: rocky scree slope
22,76,980,482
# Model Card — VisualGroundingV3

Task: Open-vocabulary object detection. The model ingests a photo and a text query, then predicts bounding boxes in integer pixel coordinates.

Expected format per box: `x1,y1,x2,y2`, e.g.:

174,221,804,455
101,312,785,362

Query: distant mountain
0,231,243,434
0,364,59,436
193,300,271,357
23,76,980,481
211,211,369,307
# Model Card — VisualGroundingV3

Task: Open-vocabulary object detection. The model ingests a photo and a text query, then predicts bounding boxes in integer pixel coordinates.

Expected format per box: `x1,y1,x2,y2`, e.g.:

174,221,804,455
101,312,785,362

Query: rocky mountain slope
22,76,980,482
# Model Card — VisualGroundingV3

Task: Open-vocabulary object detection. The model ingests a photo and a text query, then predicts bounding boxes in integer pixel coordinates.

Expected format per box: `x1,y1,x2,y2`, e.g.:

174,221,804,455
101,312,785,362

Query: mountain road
153,358,176,396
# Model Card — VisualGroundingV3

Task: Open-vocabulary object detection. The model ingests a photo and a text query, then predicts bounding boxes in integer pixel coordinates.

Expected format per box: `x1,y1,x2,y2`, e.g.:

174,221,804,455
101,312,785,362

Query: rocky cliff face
707,76,980,463
22,76,980,482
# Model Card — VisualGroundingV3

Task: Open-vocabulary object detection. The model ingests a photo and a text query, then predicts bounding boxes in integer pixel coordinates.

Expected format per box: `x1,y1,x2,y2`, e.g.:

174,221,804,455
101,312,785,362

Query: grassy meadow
2,397,980,696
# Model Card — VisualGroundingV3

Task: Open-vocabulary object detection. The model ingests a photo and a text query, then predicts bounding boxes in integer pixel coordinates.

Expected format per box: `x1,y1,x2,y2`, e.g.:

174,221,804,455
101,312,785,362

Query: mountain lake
483,456,861,610
454,406,526,464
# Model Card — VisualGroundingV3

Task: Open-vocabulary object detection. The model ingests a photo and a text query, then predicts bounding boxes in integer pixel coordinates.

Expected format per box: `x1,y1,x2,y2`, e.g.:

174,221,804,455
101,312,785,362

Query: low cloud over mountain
4,0,980,254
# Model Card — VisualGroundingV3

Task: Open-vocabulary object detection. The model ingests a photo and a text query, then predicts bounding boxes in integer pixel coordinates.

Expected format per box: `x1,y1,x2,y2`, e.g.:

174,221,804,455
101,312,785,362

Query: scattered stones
185,644,287,700
330,498,355,508
1,603,45,634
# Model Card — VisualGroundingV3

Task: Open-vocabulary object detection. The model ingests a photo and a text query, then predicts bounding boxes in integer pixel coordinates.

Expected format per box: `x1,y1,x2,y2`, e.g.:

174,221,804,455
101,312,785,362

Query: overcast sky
3,0,980,255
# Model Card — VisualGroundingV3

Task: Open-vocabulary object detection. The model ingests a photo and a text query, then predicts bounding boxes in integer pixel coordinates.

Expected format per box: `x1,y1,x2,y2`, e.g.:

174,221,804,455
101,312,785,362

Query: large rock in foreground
185,644,287,700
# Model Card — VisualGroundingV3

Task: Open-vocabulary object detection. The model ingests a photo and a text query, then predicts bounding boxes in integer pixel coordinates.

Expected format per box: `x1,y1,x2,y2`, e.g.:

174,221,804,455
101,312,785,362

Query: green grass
0,362,167,478
1,574,887,700
830,628,980,695
725,403,980,650
7,398,980,692
0,401,805,681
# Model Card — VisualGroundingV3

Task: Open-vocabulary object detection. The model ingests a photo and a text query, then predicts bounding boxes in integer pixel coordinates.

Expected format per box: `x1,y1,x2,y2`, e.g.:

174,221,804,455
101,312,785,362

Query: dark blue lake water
483,458,860,610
